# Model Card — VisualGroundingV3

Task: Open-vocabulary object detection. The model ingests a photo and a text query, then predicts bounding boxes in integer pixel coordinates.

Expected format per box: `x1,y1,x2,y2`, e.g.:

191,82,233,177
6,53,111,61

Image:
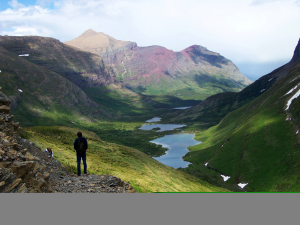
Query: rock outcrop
0,90,136,193
0,90,54,192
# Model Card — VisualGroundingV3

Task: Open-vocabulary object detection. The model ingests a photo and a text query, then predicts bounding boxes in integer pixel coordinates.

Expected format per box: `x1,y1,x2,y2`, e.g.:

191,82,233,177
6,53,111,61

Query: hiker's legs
77,153,81,175
82,152,87,174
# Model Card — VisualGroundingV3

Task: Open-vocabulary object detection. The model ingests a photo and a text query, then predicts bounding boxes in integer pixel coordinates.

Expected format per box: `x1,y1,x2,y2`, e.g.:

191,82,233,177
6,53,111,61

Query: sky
1,0,300,81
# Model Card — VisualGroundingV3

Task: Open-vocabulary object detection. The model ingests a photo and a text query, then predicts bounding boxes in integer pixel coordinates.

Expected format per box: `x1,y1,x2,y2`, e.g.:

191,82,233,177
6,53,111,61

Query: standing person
74,131,88,176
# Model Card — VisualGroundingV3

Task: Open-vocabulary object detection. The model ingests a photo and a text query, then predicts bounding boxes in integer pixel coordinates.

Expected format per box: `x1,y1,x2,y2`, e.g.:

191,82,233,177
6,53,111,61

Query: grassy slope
0,36,116,87
22,126,229,193
124,70,244,101
0,46,116,127
82,84,174,117
180,61,300,192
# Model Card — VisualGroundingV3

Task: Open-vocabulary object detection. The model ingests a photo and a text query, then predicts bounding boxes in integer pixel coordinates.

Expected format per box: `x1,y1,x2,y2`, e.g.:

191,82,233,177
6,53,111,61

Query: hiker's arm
74,139,78,150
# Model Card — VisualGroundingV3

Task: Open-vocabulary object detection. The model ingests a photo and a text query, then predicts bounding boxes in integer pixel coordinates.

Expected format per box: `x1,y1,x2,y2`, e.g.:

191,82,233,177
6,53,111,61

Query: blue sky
1,0,300,81
0,0,55,10
0,0,40,10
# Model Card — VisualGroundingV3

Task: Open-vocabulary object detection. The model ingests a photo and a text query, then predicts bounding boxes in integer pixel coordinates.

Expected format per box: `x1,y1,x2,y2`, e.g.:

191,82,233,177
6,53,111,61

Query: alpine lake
139,116,201,169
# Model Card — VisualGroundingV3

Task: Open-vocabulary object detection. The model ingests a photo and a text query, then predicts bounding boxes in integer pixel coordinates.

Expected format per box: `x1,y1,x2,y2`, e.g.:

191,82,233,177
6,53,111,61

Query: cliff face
65,30,252,100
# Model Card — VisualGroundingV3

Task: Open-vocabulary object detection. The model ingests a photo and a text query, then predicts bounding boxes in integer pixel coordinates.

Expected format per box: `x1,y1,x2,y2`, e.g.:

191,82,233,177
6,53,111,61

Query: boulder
24,152,37,161
0,167,28,193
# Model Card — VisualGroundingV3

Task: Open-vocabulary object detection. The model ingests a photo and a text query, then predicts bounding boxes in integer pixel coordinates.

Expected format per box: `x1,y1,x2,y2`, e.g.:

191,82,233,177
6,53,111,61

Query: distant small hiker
44,147,53,158
74,131,88,176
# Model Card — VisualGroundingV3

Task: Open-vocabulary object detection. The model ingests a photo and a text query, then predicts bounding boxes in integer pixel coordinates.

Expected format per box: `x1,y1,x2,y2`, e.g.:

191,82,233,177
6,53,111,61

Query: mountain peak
292,38,300,62
80,29,98,38
183,45,206,51
182,45,220,56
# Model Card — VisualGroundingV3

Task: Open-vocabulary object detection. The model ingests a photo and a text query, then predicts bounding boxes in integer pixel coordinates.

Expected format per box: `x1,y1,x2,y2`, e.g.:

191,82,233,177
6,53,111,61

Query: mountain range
0,31,253,124
65,29,252,100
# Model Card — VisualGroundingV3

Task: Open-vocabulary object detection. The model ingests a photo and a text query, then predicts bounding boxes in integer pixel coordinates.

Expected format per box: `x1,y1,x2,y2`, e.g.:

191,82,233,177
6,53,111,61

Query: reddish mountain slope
65,30,252,100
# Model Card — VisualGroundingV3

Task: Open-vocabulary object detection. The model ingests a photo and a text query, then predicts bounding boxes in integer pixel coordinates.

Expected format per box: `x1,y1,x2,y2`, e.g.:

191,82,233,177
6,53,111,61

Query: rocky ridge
0,90,136,193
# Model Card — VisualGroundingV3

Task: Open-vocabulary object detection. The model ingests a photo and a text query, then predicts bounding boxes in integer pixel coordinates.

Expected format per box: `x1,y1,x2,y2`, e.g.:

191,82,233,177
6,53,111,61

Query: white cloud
250,0,300,6
250,0,287,5
0,0,300,77
8,0,25,9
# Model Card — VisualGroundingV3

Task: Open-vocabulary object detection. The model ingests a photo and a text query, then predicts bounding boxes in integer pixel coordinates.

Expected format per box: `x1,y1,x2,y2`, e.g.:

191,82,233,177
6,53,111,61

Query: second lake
139,124,186,132
151,133,201,169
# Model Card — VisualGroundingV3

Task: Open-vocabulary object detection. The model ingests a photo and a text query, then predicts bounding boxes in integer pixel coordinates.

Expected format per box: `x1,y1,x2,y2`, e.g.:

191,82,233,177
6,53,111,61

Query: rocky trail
0,90,136,193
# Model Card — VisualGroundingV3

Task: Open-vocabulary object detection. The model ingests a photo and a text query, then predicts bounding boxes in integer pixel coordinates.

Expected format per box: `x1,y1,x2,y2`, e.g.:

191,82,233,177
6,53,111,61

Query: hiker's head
77,131,82,137
47,147,52,153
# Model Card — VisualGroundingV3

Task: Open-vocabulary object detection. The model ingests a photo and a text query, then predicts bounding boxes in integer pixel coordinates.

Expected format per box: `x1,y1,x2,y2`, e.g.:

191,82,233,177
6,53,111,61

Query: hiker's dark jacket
74,137,88,154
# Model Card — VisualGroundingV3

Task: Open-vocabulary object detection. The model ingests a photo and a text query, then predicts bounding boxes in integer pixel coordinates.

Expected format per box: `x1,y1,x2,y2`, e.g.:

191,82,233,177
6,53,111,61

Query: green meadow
22,126,229,193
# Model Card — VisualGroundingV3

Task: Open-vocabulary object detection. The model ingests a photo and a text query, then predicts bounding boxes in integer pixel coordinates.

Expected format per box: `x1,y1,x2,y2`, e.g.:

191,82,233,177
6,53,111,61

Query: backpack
77,138,86,154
